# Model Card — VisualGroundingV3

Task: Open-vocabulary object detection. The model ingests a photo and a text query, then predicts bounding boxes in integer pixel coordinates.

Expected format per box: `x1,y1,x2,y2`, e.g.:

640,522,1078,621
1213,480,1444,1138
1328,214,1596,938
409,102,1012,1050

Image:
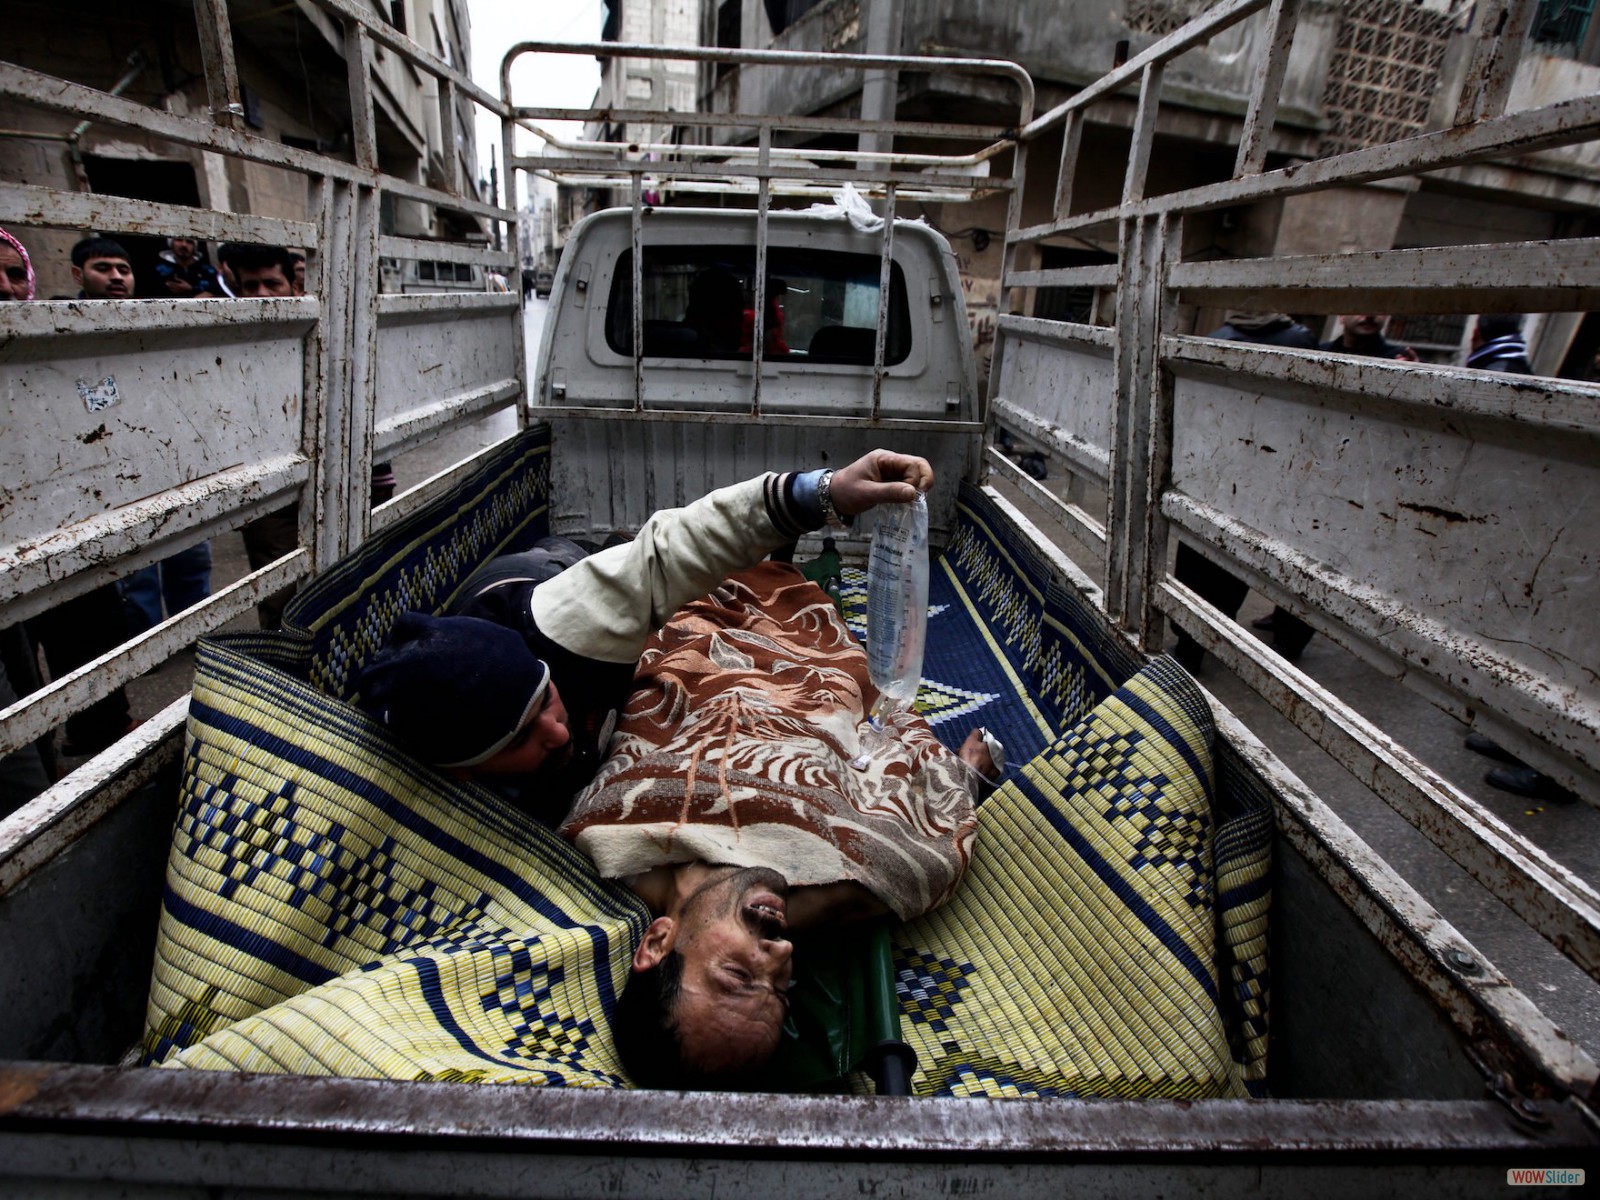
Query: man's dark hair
71,236,130,267
612,950,692,1088
613,949,774,1091
1477,313,1525,340
228,243,296,279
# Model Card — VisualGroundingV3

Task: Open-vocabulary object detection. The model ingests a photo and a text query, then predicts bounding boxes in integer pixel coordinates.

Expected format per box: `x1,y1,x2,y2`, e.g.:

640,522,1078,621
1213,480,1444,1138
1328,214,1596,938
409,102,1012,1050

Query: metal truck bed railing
986,0,1600,1020
0,0,521,821
497,13,1600,1099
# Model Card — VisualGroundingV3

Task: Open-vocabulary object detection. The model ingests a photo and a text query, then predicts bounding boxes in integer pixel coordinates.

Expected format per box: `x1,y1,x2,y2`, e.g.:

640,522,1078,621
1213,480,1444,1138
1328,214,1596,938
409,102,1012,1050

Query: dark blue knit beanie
355,611,550,768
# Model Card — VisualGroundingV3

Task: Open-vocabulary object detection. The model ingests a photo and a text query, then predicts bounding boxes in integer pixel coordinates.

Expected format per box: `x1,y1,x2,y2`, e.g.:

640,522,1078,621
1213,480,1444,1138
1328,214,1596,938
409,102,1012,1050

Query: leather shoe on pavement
1485,765,1577,804
1464,732,1522,764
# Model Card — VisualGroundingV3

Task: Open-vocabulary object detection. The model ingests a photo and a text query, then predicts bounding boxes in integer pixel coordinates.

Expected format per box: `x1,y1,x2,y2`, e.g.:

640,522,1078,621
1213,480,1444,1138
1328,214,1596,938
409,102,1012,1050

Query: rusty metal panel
545,415,973,558
1456,0,1539,126
1235,0,1303,176
311,0,504,116
1123,64,1165,205
0,184,314,251
1159,571,1600,985
0,552,306,756
346,20,379,172
373,294,521,461
984,447,1108,554
1165,348,1599,793
192,0,244,130
1169,238,1600,315
1,1070,1596,1198
1197,661,1600,1097
1015,91,1600,243
0,702,186,892
377,236,516,270
1019,0,1272,142
0,300,313,586
991,319,1116,486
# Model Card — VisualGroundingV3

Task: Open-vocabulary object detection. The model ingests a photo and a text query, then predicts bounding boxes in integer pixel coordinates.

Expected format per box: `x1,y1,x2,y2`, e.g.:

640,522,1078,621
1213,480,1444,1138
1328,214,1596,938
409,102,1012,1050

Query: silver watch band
817,469,847,530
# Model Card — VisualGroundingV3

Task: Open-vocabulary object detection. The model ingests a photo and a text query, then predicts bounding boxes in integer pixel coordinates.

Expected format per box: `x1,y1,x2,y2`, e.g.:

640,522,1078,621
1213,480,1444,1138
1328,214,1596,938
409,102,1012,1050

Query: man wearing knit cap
357,449,941,818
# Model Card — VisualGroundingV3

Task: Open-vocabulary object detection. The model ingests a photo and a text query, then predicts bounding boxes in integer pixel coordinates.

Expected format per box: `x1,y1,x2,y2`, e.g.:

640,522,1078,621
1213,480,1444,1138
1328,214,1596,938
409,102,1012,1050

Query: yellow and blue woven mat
891,655,1242,1098
144,430,648,1086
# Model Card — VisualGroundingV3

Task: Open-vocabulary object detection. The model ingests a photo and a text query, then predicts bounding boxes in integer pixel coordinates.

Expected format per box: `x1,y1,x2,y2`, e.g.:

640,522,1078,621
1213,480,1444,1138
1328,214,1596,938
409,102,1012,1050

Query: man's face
236,264,293,297
172,238,197,264
1342,314,1386,339
74,255,134,298
292,258,307,295
0,246,28,301
666,866,795,1078
472,682,574,777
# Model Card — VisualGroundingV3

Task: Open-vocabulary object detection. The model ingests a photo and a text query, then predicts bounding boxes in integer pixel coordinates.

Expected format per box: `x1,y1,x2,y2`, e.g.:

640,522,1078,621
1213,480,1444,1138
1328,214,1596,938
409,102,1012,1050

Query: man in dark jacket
1210,311,1318,349
356,449,937,815
1319,312,1418,361
1465,313,1532,373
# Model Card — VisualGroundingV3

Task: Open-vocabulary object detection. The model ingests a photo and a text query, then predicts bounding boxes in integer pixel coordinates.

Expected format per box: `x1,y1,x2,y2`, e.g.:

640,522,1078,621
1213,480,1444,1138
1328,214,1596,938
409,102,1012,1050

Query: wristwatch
817,469,848,530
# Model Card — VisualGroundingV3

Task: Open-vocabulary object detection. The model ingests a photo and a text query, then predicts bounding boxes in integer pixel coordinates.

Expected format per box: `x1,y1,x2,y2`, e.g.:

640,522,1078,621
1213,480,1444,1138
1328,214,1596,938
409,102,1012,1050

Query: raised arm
529,450,933,663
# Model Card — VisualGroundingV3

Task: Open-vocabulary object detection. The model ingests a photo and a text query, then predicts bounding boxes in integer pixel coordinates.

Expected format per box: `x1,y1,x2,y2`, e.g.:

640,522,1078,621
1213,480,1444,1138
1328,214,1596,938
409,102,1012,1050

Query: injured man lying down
356,450,1001,1089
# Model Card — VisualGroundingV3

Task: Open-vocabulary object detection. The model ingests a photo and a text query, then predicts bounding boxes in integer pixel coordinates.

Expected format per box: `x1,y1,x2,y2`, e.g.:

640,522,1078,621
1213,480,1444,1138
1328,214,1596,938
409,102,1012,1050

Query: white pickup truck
1,1,1598,1193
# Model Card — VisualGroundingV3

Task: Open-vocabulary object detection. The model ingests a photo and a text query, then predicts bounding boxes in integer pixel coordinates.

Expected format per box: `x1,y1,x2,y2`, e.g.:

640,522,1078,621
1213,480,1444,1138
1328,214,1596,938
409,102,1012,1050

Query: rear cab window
604,245,910,364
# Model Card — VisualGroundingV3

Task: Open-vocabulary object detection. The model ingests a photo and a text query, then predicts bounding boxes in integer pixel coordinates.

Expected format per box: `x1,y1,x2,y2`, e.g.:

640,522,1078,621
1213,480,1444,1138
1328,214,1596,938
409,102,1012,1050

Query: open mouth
745,891,788,938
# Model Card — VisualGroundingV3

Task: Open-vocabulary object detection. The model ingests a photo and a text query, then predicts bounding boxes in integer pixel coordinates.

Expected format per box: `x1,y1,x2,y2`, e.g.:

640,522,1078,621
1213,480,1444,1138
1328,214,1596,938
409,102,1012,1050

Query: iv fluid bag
866,494,929,709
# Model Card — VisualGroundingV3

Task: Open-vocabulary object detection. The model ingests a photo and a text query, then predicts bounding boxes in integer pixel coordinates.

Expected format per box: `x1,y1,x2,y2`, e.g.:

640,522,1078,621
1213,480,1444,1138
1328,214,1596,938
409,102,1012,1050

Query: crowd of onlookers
0,227,317,815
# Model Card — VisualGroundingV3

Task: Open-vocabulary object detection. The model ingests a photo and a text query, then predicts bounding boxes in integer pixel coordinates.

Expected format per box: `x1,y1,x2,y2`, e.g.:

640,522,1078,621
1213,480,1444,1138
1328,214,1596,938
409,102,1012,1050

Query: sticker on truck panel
76,375,120,413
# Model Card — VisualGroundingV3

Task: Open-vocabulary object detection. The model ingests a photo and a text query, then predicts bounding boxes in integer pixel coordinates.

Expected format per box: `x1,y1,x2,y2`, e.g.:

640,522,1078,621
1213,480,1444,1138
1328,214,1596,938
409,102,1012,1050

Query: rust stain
79,424,109,445
0,1067,44,1114
1525,529,1561,599
1399,502,1486,524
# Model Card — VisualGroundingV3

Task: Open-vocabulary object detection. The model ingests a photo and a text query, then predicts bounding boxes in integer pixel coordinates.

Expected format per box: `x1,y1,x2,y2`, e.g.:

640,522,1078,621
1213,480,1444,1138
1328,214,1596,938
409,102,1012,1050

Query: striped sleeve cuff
763,470,827,540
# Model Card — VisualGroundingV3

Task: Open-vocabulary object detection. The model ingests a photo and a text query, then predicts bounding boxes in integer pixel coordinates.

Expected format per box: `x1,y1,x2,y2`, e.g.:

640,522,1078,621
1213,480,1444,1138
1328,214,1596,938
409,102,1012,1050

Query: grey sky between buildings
469,0,605,208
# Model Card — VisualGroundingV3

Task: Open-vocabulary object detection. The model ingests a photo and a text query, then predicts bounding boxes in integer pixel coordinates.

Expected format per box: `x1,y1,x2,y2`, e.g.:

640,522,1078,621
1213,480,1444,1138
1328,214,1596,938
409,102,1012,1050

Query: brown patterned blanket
560,562,979,920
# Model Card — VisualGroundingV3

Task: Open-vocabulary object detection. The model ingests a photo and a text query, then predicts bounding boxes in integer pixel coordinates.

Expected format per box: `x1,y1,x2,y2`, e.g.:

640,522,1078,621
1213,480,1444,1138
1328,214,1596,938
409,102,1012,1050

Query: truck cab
537,207,974,420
